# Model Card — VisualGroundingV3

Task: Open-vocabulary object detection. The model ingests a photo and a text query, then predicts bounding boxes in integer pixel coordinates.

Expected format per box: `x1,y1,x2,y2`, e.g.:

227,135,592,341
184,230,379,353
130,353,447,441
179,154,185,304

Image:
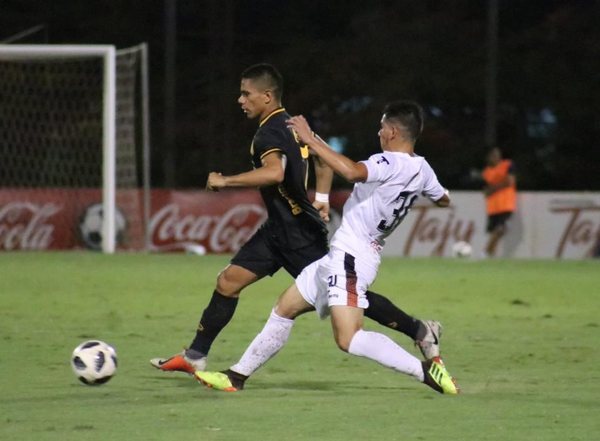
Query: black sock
189,290,239,355
364,290,421,339
223,368,248,390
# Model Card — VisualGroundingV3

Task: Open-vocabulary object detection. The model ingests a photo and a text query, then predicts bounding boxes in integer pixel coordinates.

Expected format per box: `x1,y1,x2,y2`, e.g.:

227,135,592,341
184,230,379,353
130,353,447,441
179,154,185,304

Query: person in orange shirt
482,147,516,257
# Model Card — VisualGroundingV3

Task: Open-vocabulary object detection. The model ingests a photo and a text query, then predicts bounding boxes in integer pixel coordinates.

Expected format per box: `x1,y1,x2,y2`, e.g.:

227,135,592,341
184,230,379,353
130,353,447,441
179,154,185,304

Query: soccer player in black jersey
151,64,441,374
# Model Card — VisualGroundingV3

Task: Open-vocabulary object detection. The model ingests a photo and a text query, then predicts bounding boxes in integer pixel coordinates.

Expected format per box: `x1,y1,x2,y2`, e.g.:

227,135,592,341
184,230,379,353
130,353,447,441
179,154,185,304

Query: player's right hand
206,172,225,191
313,201,330,223
286,115,313,144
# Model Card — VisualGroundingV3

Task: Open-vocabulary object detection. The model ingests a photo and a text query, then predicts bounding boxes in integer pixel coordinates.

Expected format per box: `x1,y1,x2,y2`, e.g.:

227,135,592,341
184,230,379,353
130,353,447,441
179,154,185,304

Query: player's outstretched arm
312,154,333,222
206,152,285,191
287,116,367,183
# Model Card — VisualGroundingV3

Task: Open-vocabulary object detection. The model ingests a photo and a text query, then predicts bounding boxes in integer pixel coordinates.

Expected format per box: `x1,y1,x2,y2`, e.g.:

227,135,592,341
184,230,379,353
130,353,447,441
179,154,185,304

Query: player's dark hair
241,63,283,101
383,101,424,142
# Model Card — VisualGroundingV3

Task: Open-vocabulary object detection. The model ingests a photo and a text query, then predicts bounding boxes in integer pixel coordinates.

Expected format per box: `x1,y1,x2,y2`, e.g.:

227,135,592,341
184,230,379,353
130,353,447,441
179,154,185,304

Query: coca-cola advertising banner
0,189,93,250
1,189,599,259
149,190,268,253
0,188,271,253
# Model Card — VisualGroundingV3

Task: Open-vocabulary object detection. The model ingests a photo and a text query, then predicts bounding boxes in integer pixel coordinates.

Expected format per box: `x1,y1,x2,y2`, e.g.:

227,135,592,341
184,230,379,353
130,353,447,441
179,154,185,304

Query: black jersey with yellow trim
250,107,326,249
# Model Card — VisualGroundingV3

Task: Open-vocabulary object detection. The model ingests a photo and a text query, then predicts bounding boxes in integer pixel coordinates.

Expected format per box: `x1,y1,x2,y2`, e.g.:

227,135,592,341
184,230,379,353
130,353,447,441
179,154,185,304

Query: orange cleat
150,352,206,374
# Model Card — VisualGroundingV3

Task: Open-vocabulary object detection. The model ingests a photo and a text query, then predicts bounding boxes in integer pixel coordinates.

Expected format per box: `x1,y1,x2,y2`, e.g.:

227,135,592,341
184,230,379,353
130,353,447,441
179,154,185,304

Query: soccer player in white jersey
195,101,459,394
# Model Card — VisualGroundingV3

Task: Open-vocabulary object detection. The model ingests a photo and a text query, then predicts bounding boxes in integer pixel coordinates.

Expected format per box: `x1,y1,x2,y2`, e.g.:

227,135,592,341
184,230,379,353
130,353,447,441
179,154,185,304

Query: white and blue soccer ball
71,340,118,385
451,241,473,258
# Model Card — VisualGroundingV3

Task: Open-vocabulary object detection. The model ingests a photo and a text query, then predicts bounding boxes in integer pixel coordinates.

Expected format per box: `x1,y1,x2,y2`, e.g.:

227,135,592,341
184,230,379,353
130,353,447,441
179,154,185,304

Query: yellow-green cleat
422,356,460,395
194,371,239,392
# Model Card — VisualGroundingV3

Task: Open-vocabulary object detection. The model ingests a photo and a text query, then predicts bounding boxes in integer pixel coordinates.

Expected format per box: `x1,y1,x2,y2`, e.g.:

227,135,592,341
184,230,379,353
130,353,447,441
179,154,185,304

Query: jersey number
377,191,418,233
327,275,337,287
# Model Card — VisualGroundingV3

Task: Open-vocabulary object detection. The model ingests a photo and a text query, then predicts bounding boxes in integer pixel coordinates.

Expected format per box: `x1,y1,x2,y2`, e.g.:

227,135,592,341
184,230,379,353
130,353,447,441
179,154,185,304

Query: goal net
0,44,150,252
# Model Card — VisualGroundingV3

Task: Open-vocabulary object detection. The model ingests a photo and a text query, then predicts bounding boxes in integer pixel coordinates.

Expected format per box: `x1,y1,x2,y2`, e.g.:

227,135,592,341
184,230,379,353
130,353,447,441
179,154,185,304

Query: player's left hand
206,172,226,191
313,200,330,223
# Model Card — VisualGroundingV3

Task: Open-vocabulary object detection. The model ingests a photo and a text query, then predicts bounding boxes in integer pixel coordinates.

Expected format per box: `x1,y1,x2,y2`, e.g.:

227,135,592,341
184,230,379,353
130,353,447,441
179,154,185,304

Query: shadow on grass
246,379,409,393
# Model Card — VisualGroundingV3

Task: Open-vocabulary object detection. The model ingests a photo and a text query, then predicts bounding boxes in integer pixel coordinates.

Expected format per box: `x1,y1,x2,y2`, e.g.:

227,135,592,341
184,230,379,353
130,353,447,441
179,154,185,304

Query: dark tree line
1,0,598,190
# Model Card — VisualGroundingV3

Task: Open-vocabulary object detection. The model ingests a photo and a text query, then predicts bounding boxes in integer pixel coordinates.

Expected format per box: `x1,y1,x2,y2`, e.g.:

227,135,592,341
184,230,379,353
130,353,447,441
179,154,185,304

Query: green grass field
1,252,599,441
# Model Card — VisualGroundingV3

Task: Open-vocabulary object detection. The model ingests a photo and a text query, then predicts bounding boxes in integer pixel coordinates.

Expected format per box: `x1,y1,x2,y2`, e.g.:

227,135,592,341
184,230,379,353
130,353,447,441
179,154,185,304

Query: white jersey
330,151,445,258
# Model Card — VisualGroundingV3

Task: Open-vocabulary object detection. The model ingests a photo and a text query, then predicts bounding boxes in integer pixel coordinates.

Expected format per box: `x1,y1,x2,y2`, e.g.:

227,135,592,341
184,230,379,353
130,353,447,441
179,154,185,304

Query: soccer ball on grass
451,241,473,258
71,340,118,385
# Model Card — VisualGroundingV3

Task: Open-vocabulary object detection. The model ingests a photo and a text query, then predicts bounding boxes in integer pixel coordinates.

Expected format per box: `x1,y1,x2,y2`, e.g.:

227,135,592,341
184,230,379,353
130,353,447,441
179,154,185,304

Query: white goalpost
0,44,150,253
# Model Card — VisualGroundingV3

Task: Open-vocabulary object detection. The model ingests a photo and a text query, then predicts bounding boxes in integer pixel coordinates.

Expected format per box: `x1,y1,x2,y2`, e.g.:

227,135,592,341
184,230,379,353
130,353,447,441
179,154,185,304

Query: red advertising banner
148,189,267,253
3,188,598,258
0,188,100,250
0,188,348,253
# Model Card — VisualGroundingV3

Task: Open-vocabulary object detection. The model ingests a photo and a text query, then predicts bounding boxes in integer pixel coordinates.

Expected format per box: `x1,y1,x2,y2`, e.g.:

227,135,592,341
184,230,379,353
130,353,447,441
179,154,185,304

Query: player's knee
215,271,243,297
273,303,296,320
333,333,353,353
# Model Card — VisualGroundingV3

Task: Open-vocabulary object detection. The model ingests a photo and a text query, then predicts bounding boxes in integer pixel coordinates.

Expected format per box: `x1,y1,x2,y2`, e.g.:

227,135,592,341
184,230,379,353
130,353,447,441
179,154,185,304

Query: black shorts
231,224,328,279
486,212,512,233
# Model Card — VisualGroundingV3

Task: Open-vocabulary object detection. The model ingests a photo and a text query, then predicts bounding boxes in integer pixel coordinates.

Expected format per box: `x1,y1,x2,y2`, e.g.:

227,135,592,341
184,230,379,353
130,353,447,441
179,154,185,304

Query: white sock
231,309,294,377
348,329,424,381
